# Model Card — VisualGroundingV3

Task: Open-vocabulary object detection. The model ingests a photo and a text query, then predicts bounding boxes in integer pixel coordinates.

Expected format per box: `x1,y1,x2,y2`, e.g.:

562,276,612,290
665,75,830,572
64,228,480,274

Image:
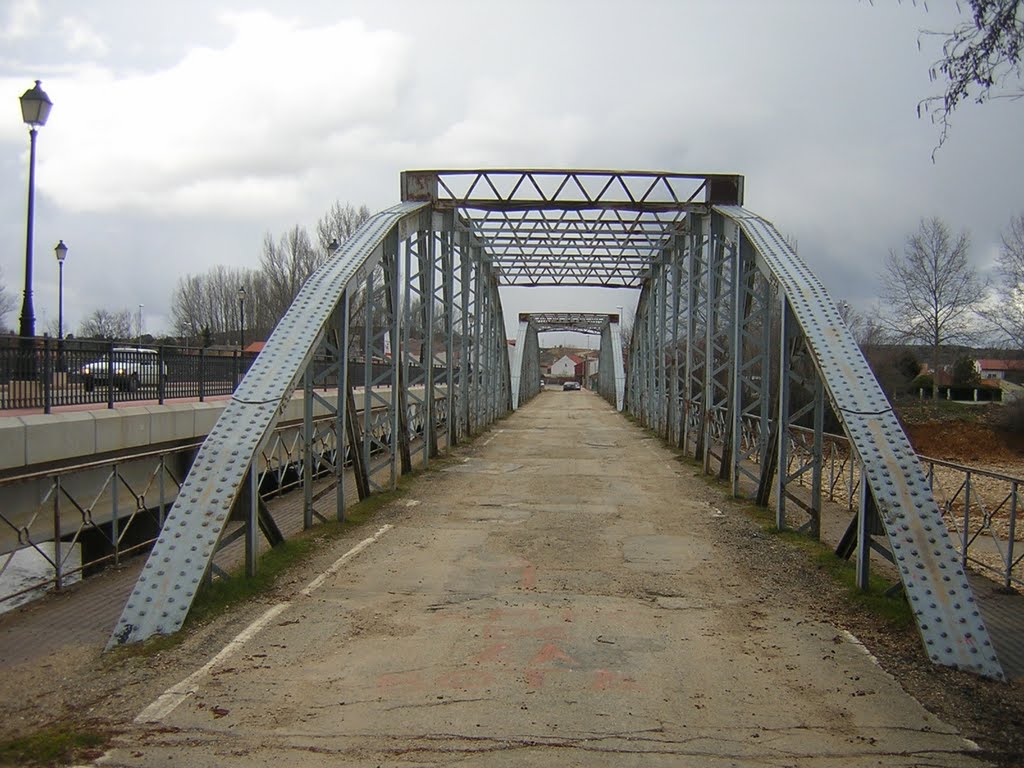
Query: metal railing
0,336,254,412
777,421,1023,589
0,336,425,413
0,392,448,610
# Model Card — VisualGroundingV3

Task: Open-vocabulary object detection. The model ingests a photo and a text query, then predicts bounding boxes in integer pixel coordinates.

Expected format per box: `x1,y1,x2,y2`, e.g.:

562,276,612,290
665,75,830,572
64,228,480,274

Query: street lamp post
55,240,67,373
17,80,53,371
54,240,67,340
138,304,144,345
238,287,246,352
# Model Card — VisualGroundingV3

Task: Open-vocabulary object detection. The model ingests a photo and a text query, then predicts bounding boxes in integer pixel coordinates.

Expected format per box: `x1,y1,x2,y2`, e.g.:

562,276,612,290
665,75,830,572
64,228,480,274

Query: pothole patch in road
442,461,524,475
651,595,712,611
622,535,706,574
458,506,533,524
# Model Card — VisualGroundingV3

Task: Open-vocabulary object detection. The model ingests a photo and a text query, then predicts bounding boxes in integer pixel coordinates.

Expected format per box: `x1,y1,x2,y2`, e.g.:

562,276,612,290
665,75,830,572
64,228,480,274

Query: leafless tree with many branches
916,0,1024,152
978,212,1024,348
880,217,988,398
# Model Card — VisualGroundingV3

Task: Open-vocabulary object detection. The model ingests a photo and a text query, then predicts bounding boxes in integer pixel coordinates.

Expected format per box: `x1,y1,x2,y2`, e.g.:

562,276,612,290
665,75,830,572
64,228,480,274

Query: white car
80,347,167,392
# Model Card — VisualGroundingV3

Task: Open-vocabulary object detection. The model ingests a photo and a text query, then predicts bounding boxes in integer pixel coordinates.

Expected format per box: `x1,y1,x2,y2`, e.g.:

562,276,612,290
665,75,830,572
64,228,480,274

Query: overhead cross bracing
402,169,743,287
525,311,619,335
109,168,1003,681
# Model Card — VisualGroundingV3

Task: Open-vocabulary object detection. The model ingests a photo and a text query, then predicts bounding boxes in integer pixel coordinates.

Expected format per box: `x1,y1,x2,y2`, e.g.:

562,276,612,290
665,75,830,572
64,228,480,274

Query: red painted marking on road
487,607,541,623
591,669,642,692
524,668,547,689
520,562,537,589
529,642,577,667
472,642,511,663
483,624,566,641
376,671,424,690
435,670,495,690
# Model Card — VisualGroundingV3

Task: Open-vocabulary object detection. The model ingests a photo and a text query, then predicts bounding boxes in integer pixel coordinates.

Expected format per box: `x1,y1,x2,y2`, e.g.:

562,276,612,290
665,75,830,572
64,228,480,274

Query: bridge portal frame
107,168,1003,680
510,312,625,411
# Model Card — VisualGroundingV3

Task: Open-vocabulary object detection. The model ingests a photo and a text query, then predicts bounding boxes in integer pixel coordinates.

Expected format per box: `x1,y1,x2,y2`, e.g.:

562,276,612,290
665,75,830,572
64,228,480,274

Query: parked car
563,381,581,391
80,347,167,392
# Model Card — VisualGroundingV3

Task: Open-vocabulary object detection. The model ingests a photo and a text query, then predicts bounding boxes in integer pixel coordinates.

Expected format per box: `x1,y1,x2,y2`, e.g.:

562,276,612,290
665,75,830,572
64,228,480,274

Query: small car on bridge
79,347,167,392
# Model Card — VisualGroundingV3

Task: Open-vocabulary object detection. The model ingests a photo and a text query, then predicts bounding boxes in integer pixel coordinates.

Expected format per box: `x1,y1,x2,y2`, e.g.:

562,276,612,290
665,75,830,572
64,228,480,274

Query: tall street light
18,80,53,344
238,287,246,352
54,240,67,340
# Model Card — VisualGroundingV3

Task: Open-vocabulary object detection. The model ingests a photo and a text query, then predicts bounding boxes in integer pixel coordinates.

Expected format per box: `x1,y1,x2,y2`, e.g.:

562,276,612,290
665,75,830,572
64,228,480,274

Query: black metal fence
0,335,443,413
0,336,254,413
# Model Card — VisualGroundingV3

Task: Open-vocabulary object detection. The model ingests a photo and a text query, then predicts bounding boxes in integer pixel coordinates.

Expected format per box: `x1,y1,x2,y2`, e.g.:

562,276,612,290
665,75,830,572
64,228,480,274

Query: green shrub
908,373,933,393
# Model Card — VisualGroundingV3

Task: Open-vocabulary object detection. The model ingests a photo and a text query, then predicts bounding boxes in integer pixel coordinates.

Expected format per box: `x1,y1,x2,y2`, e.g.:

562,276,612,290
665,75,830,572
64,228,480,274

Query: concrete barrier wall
0,394,342,473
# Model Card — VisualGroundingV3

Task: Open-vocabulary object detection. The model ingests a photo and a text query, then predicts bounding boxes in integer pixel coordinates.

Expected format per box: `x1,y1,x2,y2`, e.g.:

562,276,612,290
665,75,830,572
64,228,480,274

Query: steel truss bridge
109,169,1004,680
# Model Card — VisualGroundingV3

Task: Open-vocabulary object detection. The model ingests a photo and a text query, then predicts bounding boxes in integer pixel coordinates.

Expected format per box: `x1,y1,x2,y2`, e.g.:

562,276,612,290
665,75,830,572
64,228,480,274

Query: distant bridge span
109,169,1003,680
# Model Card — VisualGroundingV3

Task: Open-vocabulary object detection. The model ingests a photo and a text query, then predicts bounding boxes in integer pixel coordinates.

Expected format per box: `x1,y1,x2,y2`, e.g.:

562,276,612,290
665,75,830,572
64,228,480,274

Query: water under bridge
91,168,1005,683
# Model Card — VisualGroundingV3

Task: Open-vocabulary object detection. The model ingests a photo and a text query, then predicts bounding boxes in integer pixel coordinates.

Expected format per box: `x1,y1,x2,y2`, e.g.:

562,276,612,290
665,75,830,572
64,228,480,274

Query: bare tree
835,301,884,348
171,273,207,339
978,212,1024,348
836,299,889,348
260,226,319,322
167,201,372,346
171,266,267,344
918,0,1024,151
316,201,371,251
79,308,133,340
880,217,988,398
0,267,15,332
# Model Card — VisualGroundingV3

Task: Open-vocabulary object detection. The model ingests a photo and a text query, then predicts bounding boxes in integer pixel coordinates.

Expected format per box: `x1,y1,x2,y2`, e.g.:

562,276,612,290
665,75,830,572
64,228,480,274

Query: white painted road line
482,429,504,446
136,523,393,724
135,603,290,723
300,524,392,597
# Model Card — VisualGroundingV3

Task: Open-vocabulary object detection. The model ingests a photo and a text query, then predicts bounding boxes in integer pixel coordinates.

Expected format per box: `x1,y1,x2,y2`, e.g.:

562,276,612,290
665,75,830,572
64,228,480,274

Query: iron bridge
108,169,1004,680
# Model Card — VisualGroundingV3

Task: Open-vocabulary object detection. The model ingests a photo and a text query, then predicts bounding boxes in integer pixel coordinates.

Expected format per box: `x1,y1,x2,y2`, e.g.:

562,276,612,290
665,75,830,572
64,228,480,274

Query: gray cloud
0,0,1020,338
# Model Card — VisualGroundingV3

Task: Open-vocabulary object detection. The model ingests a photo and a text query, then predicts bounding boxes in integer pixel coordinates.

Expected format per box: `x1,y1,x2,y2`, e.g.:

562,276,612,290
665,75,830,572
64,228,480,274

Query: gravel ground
704,490,1024,768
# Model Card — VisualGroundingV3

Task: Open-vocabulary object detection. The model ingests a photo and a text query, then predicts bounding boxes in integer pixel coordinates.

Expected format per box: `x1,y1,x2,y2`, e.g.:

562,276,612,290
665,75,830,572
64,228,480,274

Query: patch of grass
189,481,417,626
812,548,914,628
110,481,418,660
741,502,912,628
0,724,110,767
893,397,992,426
186,536,318,626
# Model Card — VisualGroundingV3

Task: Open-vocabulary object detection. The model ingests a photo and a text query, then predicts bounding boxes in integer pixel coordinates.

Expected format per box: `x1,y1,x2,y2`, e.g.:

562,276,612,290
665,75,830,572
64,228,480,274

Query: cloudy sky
0,0,1021,342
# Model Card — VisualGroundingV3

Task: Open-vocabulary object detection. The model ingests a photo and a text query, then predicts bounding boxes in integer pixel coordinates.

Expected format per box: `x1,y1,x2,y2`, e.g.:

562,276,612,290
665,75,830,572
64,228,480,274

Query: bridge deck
5,390,1011,764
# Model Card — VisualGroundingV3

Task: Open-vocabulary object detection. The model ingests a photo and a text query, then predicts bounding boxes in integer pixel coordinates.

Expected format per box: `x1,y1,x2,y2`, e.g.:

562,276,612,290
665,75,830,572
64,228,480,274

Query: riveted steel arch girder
714,205,1003,680
108,202,431,648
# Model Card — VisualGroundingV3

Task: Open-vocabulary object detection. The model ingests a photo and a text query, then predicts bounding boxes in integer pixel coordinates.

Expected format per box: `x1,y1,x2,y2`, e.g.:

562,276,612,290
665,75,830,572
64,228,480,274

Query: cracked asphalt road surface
99,391,988,766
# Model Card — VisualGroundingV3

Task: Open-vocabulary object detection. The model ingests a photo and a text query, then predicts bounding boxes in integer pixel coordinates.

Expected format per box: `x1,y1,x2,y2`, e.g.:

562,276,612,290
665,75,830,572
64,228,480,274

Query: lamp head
54,240,68,263
20,80,52,127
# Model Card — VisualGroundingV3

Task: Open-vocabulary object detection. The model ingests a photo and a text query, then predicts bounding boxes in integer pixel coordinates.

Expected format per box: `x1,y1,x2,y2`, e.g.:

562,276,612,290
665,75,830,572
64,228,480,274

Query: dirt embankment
903,421,1024,465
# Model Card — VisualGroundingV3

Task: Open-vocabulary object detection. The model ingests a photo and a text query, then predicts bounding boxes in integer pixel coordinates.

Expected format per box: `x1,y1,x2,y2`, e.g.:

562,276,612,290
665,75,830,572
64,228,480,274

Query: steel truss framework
627,206,1003,679
109,201,512,647
109,169,1002,680
510,312,625,411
